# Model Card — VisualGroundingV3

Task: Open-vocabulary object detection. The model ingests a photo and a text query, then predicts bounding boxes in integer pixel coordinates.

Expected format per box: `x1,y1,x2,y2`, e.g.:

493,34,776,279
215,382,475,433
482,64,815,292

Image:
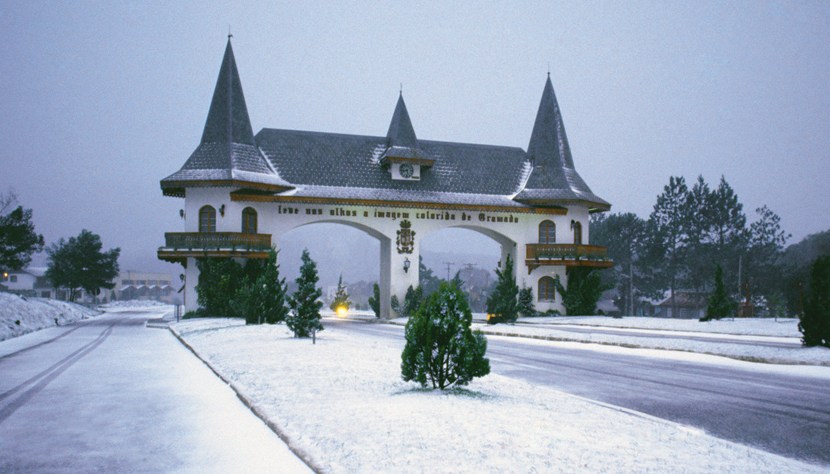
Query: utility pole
442,262,453,281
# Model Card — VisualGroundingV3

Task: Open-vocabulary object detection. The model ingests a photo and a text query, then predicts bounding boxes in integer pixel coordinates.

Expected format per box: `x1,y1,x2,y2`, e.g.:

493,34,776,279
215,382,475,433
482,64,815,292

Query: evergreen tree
401,282,490,390
517,286,535,317
554,267,608,316
391,294,402,316
45,229,120,302
235,250,289,325
418,255,441,296
368,282,381,318
703,265,734,321
591,212,648,313
0,191,45,272
287,249,324,338
746,205,790,300
450,270,464,290
486,254,518,324
799,256,830,347
195,258,244,316
330,274,351,313
402,285,424,317
645,176,690,316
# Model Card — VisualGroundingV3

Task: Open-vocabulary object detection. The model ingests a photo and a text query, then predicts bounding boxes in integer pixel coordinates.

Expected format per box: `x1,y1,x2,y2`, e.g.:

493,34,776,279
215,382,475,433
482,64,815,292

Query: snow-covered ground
516,315,802,337
171,319,824,473
0,292,100,341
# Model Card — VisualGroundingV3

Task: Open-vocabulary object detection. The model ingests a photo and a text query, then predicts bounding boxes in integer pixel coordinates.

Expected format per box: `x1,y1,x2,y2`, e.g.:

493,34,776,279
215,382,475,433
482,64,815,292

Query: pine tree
330,274,351,313
0,191,45,272
486,254,518,324
402,285,424,317
799,256,830,347
517,286,535,317
554,267,608,316
287,249,324,338
703,265,734,321
45,229,120,302
451,270,464,290
236,249,289,325
368,282,381,318
401,282,490,390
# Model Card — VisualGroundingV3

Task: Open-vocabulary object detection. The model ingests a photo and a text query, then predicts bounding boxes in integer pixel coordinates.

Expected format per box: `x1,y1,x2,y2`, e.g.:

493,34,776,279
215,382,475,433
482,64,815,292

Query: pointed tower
380,92,434,179
161,38,290,197
514,75,609,211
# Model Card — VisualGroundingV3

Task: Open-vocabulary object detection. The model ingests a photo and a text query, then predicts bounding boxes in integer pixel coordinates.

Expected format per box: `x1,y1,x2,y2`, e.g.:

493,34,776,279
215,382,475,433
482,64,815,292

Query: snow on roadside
470,323,830,367
172,320,824,473
518,316,801,337
0,292,100,341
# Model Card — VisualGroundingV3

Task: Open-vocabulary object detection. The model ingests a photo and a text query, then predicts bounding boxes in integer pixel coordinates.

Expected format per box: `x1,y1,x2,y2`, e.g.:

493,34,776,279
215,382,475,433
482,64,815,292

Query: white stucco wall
177,186,591,316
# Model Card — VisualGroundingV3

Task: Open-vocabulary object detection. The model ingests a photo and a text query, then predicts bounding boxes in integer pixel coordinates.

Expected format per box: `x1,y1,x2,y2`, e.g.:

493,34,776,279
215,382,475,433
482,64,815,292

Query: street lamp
403,257,411,273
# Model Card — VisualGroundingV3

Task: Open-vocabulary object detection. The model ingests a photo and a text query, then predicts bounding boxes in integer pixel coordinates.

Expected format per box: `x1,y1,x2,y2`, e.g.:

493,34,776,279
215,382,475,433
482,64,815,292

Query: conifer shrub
799,256,830,347
234,249,288,325
401,282,490,390
486,255,518,324
287,249,324,338
702,265,734,321
368,282,380,318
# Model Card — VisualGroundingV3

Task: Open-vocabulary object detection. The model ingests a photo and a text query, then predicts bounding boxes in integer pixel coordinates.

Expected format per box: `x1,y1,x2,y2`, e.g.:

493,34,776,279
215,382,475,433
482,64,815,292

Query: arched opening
199,205,216,233
242,207,258,234
277,221,382,313
573,221,582,245
538,220,556,244
538,276,556,302
419,226,514,313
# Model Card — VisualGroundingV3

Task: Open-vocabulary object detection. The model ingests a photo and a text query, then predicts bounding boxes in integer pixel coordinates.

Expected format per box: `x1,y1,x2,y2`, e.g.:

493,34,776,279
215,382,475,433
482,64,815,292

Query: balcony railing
161,232,272,252
525,243,612,272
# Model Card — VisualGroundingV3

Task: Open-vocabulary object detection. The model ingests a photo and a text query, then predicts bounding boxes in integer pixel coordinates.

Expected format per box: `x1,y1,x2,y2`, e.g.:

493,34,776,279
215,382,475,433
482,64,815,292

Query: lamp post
403,257,411,273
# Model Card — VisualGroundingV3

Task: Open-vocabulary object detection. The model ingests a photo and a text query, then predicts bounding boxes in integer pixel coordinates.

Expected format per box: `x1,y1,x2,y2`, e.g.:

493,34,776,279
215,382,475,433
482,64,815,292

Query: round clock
400,163,414,178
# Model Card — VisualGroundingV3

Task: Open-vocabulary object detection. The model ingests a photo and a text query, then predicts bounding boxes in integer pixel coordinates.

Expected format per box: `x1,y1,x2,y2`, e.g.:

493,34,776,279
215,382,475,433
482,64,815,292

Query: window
199,205,216,233
573,221,583,245
242,207,258,234
10,275,18,283
538,220,556,244
538,276,556,301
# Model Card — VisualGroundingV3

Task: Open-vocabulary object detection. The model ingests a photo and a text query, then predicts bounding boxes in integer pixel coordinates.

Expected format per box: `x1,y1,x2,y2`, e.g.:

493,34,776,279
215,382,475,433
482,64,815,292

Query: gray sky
1,1,829,280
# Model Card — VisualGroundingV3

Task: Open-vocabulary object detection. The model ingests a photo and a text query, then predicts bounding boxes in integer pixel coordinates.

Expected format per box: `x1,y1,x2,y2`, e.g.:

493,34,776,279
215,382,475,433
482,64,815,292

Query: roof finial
228,25,233,40
400,82,403,96
547,62,550,78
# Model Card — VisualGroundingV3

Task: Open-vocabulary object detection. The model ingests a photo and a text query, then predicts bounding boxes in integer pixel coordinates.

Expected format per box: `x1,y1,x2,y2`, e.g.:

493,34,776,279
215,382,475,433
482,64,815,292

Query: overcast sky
1,1,828,280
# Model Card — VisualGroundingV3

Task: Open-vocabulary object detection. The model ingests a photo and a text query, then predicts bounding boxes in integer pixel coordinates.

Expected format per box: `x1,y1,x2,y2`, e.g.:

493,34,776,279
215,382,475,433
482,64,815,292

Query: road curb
168,326,323,474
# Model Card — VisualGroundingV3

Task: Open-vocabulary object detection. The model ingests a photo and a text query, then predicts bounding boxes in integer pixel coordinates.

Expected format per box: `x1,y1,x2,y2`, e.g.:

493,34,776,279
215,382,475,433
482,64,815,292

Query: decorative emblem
396,220,415,254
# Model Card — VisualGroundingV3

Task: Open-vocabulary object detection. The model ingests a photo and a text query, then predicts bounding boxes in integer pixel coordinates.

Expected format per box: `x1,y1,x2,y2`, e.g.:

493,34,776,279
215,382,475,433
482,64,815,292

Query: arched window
242,207,258,234
538,220,556,244
573,221,583,245
538,276,556,301
199,205,216,233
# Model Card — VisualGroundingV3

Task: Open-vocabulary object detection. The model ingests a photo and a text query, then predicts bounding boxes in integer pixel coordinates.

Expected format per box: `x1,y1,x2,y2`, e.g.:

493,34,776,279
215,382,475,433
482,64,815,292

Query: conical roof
514,75,609,211
161,38,290,197
380,93,434,165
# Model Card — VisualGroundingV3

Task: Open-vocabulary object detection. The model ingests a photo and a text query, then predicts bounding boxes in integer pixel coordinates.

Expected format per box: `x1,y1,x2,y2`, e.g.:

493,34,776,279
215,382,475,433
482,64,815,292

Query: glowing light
336,306,348,318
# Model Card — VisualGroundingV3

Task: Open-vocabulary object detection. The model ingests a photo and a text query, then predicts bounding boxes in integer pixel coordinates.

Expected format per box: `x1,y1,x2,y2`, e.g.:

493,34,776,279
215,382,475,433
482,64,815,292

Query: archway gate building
158,39,612,316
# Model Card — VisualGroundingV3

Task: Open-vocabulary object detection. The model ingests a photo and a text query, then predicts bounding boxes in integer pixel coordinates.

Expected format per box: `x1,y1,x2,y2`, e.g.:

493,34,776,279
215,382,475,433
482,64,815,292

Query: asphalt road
0,311,309,473
328,319,830,466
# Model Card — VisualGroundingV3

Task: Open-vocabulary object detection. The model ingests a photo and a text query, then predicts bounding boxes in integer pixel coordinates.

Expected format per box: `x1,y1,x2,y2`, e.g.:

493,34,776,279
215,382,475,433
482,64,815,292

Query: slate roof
513,75,610,210
256,128,527,201
161,41,609,212
161,39,290,197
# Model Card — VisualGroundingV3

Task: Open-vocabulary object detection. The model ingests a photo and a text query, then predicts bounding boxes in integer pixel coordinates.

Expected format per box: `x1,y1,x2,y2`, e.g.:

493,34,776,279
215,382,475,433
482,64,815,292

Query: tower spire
200,37,255,146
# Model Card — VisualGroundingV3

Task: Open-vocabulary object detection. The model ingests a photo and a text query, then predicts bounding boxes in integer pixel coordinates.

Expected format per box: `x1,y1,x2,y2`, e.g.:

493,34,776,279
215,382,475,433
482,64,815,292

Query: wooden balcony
157,232,272,265
525,243,613,273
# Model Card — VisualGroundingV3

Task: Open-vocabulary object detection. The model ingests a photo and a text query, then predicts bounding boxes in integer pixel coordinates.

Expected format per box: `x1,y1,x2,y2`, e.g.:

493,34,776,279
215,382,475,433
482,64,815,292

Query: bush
486,255,518,324
401,282,490,390
368,283,380,318
702,265,735,321
799,256,830,347
287,249,324,338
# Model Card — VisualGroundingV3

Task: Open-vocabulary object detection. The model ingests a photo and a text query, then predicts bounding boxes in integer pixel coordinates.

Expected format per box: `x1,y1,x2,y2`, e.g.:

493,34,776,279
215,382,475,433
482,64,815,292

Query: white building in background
1,268,176,304
157,38,612,316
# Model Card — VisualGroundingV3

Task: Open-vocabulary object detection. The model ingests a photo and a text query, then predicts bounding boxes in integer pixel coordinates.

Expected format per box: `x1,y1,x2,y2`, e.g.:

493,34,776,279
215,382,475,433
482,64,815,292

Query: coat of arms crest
396,220,415,254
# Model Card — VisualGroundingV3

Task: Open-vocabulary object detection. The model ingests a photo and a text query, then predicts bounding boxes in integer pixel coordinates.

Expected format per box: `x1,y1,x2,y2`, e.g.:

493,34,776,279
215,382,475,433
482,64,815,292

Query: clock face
399,163,414,178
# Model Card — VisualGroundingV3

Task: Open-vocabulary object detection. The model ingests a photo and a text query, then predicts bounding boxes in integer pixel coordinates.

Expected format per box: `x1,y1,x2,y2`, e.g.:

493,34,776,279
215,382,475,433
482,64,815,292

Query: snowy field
0,292,100,341
172,319,824,473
